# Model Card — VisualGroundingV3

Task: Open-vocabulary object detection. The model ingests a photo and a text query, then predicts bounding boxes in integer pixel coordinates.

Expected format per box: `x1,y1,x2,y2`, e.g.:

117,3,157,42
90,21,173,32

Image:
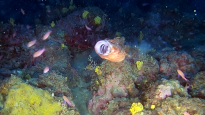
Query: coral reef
156,97,205,115
142,79,190,112
34,71,73,97
190,71,205,98
88,60,139,114
131,52,159,88
0,1,205,115
155,51,197,80
0,75,80,115
100,97,139,115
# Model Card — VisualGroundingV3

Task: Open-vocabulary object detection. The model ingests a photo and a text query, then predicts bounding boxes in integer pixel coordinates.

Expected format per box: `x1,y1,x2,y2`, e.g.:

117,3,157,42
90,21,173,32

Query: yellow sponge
136,61,143,70
1,83,62,115
151,105,155,110
82,10,89,19
130,102,143,115
94,16,101,25
95,66,102,75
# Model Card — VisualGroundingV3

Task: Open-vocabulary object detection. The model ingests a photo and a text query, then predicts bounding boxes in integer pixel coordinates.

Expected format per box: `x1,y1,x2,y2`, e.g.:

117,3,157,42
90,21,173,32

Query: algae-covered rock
157,97,205,115
88,60,139,114
0,74,23,96
190,71,205,98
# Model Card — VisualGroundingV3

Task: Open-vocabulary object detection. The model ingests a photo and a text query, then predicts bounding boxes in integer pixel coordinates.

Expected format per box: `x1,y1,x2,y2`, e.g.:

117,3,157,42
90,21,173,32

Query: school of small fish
27,30,52,73
24,17,192,111
26,29,79,105
27,24,90,74
25,24,95,104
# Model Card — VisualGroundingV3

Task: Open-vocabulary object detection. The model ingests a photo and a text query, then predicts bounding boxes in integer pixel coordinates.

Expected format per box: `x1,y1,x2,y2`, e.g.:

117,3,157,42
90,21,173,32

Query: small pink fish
63,96,75,107
21,8,25,15
27,39,36,47
85,25,92,31
33,48,45,58
43,66,49,73
42,30,52,40
177,69,189,82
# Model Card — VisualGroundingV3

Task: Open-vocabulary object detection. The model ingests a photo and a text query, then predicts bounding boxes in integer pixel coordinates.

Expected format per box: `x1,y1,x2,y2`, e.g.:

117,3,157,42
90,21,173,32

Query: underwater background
0,0,205,115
